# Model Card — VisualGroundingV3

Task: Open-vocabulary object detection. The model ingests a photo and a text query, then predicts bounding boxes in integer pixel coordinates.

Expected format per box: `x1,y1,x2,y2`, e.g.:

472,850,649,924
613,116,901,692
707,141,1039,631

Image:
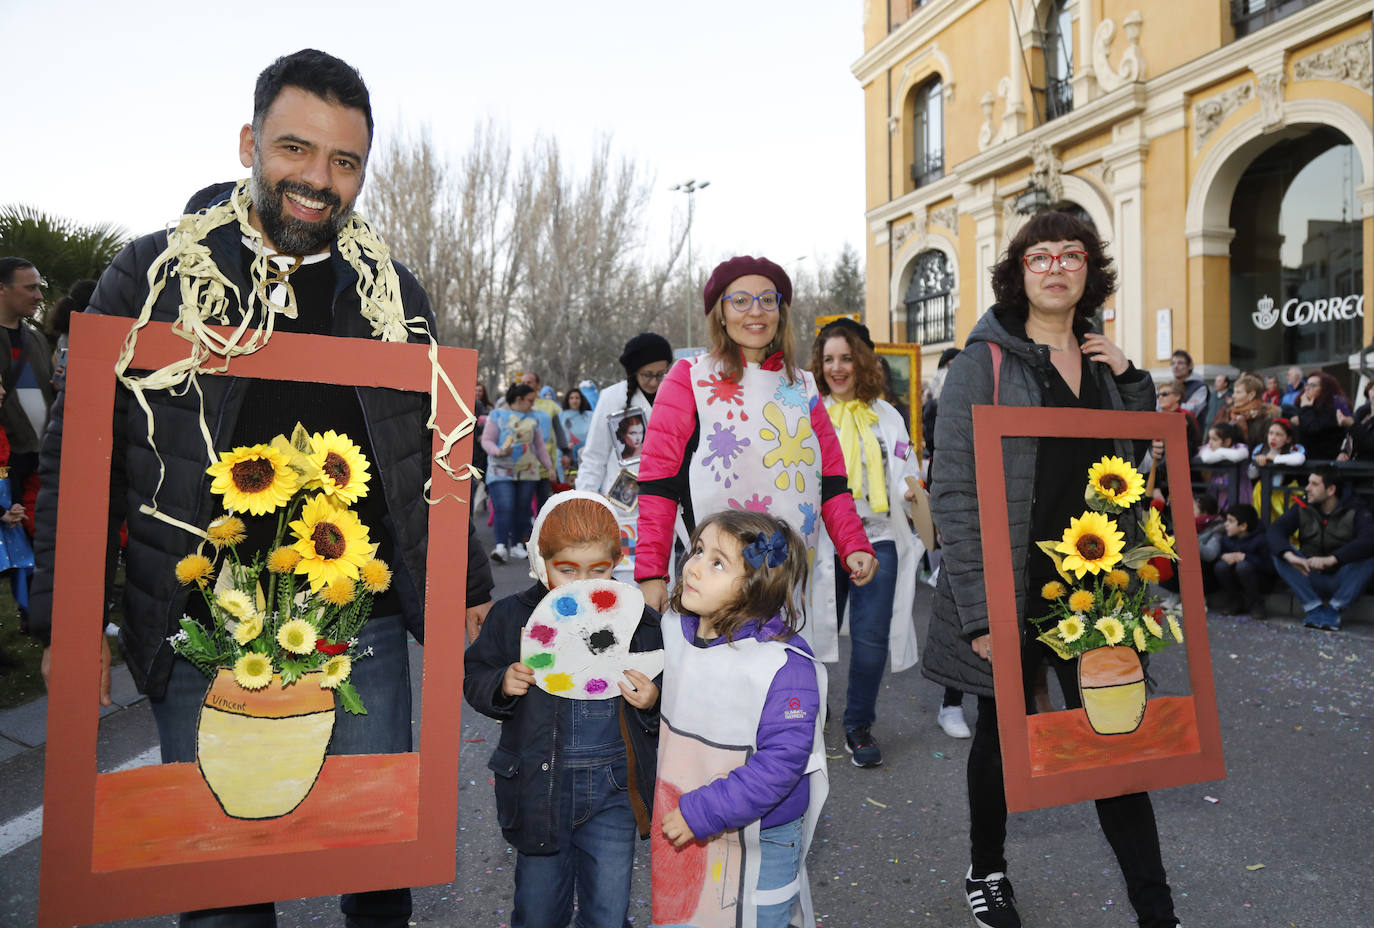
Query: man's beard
249,160,354,255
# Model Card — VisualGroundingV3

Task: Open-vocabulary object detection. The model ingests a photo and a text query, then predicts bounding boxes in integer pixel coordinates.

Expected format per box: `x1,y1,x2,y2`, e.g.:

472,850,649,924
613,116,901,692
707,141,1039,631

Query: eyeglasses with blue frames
1022,251,1088,274
721,290,783,313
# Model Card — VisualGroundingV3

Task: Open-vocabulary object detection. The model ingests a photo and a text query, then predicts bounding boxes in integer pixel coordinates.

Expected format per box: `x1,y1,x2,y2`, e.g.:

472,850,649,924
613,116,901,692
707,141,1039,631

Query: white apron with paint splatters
686,357,824,555
651,611,828,928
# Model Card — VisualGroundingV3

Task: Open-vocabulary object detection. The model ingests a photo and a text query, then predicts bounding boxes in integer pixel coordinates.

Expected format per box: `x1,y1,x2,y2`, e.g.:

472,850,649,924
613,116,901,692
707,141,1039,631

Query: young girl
463,491,661,928
1196,421,1249,508
1250,417,1306,517
653,511,827,928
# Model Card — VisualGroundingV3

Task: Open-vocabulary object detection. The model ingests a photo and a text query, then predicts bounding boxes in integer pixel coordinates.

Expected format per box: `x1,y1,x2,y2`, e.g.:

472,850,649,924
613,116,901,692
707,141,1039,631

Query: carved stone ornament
892,219,918,253
1028,140,1064,204
1193,82,1254,152
1293,35,1372,92
930,205,958,230
1085,161,1113,190
978,91,997,152
888,115,900,135
1257,70,1287,129
1092,11,1147,94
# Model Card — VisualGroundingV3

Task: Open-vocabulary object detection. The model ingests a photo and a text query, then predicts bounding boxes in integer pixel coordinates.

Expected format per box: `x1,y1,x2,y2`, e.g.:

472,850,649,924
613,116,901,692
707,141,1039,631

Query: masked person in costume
634,256,876,611
28,49,493,928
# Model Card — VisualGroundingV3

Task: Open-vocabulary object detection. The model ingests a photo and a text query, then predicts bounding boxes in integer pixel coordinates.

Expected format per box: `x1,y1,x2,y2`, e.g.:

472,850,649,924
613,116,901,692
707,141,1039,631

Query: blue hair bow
742,530,788,569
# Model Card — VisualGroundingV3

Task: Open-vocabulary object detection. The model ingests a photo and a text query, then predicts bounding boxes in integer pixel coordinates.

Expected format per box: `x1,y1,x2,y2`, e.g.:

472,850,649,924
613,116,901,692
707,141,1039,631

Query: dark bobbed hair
564,387,587,410
990,211,1116,324
1226,503,1260,532
0,257,36,287
505,382,535,406
810,326,885,403
253,49,373,141
1210,422,1243,446
51,278,95,337
668,510,809,643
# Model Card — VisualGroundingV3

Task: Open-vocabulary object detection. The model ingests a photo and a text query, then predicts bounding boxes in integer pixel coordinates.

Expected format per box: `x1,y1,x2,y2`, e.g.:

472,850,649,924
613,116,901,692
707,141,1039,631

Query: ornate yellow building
854,0,1373,383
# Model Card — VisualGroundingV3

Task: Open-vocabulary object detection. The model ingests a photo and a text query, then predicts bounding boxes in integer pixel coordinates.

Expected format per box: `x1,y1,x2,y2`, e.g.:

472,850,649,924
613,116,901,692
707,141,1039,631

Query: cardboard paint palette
520,579,664,699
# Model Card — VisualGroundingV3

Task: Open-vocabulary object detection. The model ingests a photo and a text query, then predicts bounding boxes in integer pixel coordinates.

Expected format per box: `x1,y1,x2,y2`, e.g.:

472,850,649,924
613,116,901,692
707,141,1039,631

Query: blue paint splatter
799,502,818,538
555,595,579,617
774,380,808,409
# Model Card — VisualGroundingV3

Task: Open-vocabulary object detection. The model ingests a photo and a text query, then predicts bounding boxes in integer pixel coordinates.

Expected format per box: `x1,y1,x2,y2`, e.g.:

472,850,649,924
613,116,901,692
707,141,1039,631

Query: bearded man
29,49,492,927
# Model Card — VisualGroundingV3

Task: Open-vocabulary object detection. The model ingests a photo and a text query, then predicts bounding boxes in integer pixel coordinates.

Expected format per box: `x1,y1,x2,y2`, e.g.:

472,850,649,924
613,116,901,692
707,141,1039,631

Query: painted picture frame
972,404,1225,814
875,342,922,451
38,315,477,926
607,407,648,466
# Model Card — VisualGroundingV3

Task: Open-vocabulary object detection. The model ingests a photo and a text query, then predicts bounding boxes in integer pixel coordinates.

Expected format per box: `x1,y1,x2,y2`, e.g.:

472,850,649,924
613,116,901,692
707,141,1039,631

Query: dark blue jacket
1219,529,1272,572
463,582,661,854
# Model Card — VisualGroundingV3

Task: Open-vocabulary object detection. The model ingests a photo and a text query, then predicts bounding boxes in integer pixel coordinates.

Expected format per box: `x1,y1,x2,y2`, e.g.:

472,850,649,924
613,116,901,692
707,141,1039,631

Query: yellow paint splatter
544,672,574,693
711,860,724,883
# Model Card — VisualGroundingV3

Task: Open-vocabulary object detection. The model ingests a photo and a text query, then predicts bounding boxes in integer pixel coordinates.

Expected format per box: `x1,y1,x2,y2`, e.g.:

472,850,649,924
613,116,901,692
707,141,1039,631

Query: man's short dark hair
0,257,36,287
1172,349,1193,366
1311,467,1343,498
253,49,373,140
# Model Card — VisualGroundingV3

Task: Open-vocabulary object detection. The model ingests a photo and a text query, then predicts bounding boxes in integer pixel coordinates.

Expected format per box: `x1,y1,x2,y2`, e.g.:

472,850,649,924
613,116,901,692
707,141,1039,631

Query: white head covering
527,489,621,586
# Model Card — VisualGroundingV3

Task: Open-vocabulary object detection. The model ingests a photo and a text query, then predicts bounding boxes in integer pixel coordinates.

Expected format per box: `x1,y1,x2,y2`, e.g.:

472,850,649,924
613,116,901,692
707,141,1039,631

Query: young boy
463,491,661,927
1213,503,1272,618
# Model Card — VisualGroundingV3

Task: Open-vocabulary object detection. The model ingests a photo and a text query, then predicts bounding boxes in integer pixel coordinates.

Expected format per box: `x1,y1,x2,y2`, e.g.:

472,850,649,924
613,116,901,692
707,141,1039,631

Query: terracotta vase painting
1077,646,1147,735
196,669,335,819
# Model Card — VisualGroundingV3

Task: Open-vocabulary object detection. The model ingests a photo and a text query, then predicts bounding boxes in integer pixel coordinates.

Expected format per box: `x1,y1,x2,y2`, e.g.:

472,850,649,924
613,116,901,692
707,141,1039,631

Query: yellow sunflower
289,494,373,592
320,654,353,689
267,547,302,573
1143,613,1164,637
1095,616,1126,645
1041,580,1066,600
1057,615,1086,643
1142,507,1178,560
175,554,215,587
207,515,247,548
360,559,392,594
215,589,255,621
307,430,371,505
206,444,297,515
232,613,263,646
233,652,273,690
1137,562,1161,583
1086,456,1145,507
1054,511,1125,578
1068,589,1095,613
1133,625,1149,651
1105,569,1130,590
321,577,357,607
277,618,317,655
1168,615,1184,643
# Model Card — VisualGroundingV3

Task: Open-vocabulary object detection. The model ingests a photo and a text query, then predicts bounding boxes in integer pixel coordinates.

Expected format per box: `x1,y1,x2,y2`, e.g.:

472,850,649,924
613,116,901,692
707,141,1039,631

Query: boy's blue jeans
834,540,899,731
755,816,805,928
1271,554,1374,628
489,478,537,548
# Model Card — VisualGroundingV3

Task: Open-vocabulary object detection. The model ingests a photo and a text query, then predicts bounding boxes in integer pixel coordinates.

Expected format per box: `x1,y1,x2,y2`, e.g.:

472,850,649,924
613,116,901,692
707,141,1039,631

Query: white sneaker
511,542,528,560
490,543,508,563
938,705,971,739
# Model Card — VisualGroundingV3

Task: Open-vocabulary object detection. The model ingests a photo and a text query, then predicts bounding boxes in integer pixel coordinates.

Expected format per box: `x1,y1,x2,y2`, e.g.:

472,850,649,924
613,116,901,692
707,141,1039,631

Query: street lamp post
671,179,710,350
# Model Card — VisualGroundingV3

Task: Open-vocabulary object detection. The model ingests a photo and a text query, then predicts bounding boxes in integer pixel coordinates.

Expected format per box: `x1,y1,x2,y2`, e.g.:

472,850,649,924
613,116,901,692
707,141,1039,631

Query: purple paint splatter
584,679,609,694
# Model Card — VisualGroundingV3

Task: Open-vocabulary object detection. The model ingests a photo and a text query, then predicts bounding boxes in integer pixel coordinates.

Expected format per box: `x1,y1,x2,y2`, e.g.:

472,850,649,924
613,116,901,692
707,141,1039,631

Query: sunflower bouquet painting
169,424,390,716
1033,456,1185,734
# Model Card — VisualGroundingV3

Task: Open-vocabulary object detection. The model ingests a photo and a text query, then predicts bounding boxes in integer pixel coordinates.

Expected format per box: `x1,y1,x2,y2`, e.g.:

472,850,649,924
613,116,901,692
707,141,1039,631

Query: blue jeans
489,478,537,548
1271,555,1374,628
834,539,899,730
512,757,637,928
755,816,804,928
151,612,414,928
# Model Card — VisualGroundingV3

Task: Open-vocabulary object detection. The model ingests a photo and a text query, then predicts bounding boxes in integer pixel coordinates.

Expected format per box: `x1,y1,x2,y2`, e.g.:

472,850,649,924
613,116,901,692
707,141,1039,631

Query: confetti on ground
1246,863,1265,871
865,797,888,808
1203,795,1219,803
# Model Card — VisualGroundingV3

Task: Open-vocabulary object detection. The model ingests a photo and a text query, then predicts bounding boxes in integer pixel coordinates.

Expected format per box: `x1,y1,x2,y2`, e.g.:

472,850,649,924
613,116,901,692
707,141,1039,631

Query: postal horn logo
1252,294,1279,331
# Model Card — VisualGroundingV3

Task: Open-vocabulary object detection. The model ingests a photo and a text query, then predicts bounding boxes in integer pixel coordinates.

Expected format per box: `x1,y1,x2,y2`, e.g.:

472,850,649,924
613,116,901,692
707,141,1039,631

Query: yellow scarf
827,399,888,514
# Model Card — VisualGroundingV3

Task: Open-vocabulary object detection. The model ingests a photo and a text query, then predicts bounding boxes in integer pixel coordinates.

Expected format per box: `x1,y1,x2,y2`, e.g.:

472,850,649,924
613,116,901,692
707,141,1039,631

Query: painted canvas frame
973,404,1225,814
39,314,476,926
875,342,922,450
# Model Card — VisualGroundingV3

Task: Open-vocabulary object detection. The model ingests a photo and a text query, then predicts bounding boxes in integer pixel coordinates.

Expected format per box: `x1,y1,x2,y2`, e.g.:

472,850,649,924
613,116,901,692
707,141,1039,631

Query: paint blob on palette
520,579,665,700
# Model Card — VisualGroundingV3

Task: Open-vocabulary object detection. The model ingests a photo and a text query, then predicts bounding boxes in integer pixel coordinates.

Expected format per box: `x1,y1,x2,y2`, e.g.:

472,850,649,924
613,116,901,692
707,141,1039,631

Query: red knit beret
702,255,793,315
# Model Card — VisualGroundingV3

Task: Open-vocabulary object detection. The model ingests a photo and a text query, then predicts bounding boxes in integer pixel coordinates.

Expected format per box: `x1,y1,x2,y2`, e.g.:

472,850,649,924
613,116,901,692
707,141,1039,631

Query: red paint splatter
698,373,744,406
651,780,706,924
590,589,618,612
528,623,558,646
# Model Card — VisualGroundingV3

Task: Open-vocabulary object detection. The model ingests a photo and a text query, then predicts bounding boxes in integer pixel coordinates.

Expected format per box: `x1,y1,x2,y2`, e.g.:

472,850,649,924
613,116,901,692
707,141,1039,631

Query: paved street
2,520,1372,926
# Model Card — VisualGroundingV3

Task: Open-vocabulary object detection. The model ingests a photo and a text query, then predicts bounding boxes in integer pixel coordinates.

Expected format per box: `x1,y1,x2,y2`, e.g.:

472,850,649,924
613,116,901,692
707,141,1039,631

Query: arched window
911,77,944,189
1041,0,1073,120
903,250,955,345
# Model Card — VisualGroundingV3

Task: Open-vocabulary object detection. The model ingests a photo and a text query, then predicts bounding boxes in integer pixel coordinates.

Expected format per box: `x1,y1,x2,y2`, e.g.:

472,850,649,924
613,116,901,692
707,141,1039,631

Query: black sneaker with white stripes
965,867,1020,928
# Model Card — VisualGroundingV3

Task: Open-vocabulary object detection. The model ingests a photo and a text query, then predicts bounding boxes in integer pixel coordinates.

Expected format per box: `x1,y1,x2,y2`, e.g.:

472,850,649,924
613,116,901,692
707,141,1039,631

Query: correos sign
1252,293,1365,330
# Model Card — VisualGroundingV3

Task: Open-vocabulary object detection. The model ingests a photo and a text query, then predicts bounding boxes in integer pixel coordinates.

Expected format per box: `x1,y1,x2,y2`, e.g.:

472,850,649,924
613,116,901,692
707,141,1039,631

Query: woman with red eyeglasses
922,211,1182,928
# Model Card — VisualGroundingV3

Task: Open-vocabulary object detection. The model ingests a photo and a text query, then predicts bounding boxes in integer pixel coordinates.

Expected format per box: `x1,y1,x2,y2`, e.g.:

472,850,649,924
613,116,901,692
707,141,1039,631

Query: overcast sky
1,0,867,281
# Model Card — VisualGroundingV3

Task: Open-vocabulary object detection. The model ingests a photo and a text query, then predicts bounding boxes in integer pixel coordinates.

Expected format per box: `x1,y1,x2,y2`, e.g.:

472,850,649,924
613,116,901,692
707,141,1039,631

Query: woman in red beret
634,255,877,611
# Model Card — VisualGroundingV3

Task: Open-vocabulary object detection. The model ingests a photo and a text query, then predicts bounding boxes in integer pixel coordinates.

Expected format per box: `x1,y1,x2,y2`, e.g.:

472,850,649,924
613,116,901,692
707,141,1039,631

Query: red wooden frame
973,405,1226,813
39,314,475,925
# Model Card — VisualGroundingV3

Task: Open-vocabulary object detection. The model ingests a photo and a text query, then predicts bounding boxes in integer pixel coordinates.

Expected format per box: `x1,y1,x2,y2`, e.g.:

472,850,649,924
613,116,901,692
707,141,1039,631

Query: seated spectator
1170,349,1209,419
1339,379,1374,461
1279,365,1305,410
1206,373,1233,428
1293,370,1353,461
1267,469,1374,630
1195,493,1226,589
1261,375,1282,407
1224,373,1279,450
1156,379,1202,457
1214,503,1271,618
1198,421,1249,508
1250,418,1305,517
